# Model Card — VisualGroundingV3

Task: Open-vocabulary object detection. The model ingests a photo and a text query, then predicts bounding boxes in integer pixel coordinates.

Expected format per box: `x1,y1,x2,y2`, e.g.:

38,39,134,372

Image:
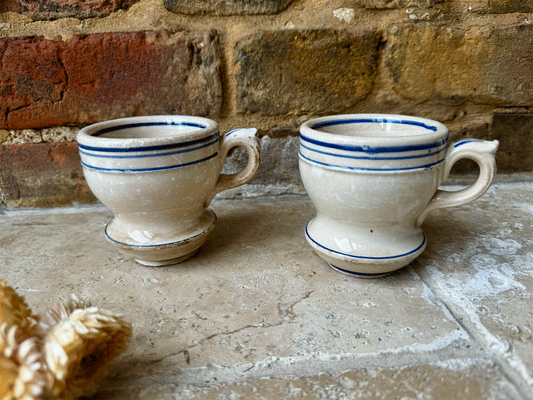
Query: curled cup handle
416,139,499,226
205,128,261,207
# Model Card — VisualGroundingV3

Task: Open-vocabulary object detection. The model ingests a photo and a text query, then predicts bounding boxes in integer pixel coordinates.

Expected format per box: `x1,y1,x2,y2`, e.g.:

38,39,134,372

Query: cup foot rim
305,222,426,276
105,211,217,265
134,250,198,266
327,263,396,278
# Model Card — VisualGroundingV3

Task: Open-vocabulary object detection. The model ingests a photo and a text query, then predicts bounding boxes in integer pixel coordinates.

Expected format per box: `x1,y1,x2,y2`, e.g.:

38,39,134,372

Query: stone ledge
1,182,532,398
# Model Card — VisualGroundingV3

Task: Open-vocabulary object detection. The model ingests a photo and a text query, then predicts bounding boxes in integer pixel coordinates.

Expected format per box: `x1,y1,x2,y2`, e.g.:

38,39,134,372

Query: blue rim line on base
105,221,215,248
305,223,426,260
328,263,392,277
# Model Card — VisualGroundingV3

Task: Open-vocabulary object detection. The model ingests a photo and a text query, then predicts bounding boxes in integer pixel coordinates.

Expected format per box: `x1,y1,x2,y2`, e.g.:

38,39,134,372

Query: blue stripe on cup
298,151,445,171
81,152,218,173
299,141,447,162
453,139,484,147
78,127,219,153
79,135,219,159
300,133,447,154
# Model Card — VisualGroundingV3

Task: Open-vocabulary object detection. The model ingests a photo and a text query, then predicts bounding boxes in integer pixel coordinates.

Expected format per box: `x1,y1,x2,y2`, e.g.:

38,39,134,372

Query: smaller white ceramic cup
77,115,261,266
299,114,499,278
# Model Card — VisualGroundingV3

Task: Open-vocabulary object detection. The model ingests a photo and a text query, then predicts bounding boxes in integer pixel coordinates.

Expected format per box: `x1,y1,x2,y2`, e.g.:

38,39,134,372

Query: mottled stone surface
163,0,295,15
0,0,139,20
1,182,532,398
417,182,533,396
385,23,533,107
235,29,380,115
0,29,222,129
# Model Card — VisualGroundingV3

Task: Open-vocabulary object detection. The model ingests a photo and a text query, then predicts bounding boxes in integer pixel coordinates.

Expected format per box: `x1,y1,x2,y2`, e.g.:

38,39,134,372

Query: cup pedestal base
105,210,217,266
305,217,427,278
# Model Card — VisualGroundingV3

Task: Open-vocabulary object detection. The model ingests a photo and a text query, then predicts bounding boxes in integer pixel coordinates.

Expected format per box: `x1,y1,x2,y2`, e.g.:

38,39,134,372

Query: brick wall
0,0,532,206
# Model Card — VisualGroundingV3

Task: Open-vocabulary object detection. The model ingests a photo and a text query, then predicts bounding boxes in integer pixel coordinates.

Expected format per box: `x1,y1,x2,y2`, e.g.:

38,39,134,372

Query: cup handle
415,139,499,226
205,128,261,207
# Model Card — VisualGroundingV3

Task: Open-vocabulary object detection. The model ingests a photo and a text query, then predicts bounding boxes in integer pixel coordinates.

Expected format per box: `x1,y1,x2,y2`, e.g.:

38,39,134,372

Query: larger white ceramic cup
77,115,260,266
299,114,499,278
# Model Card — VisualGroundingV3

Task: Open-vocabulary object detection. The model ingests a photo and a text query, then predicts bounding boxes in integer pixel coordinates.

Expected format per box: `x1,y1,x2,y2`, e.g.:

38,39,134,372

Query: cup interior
310,117,439,138
91,121,209,139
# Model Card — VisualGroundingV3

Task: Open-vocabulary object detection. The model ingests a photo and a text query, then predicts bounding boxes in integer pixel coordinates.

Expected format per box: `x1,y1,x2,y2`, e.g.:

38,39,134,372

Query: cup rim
300,114,448,146
77,115,218,149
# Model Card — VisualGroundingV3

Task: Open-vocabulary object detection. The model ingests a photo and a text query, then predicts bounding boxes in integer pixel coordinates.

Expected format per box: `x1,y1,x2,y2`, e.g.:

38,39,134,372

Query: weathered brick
355,0,442,8
0,29,222,129
164,0,295,15
0,0,139,20
385,23,533,107
0,143,96,207
489,113,533,172
235,30,380,116
463,0,533,14
449,113,533,174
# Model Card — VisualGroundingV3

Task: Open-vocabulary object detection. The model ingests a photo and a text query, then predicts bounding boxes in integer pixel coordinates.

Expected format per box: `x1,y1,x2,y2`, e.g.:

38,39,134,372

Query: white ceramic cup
299,114,499,278
77,115,261,266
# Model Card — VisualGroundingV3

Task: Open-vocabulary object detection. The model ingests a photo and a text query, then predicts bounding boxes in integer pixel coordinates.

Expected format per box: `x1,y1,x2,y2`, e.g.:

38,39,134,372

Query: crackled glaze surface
299,114,499,277
77,115,260,265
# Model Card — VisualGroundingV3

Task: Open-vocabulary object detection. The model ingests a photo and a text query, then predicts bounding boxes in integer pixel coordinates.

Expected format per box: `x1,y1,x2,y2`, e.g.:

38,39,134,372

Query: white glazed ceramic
299,114,499,278
77,115,260,266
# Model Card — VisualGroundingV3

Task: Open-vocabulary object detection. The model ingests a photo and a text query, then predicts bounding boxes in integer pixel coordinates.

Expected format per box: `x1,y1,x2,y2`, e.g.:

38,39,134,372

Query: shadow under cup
299,114,498,278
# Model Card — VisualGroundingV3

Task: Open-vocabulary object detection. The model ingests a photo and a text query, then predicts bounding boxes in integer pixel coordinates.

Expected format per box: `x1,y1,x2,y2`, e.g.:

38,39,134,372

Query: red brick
0,0,139,20
0,143,96,207
0,29,222,129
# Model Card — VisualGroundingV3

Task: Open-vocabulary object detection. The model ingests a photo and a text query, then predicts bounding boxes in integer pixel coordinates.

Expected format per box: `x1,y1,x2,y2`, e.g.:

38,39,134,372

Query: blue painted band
311,118,438,132
79,136,219,159
299,133,447,154
328,264,392,277
299,141,447,162
105,223,210,248
78,131,219,153
453,139,483,147
93,121,207,137
298,151,444,172
305,223,426,260
81,152,218,173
